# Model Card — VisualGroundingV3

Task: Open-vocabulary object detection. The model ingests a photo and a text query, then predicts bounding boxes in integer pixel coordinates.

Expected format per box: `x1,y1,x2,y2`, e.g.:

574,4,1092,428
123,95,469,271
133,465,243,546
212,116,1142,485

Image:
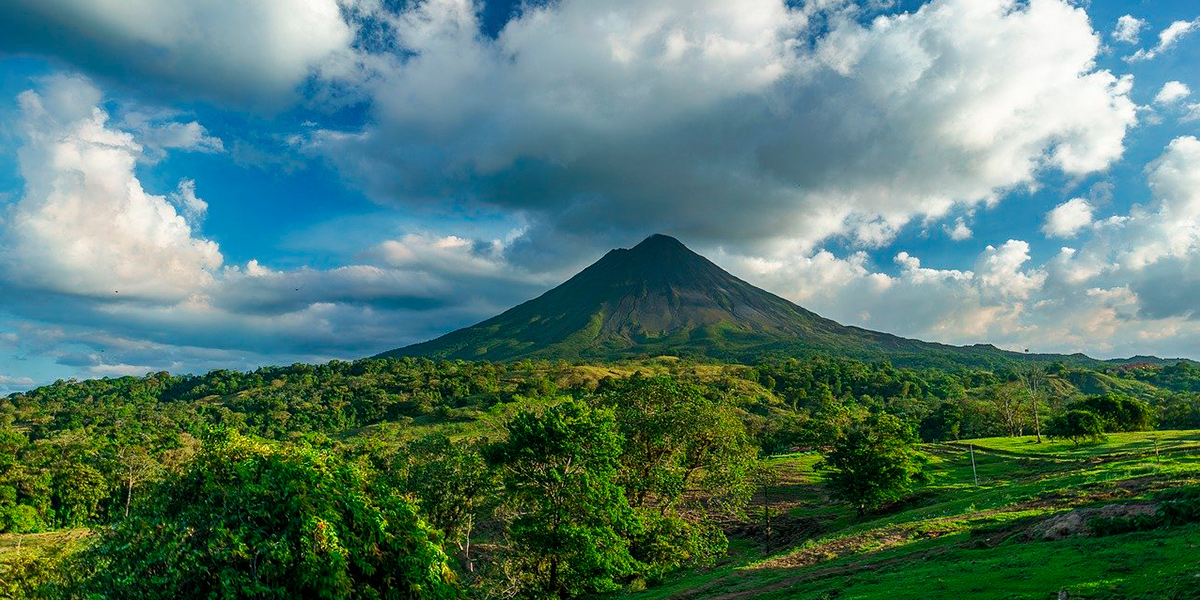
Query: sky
0,0,1199,389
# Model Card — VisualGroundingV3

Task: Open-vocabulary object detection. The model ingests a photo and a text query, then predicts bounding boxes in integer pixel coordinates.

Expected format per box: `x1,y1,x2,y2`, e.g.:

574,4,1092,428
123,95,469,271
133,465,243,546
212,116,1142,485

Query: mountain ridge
378,235,1178,368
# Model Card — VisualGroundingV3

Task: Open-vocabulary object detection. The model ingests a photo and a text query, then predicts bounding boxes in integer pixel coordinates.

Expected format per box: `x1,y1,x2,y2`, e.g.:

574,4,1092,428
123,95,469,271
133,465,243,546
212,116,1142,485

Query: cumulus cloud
0,0,356,106
1155,81,1192,105
312,0,1136,260
944,217,973,241
1113,15,1147,44
3,75,223,302
1043,198,1095,238
718,240,1043,347
0,76,551,373
1125,18,1200,62
1,1,1194,372
715,135,1200,358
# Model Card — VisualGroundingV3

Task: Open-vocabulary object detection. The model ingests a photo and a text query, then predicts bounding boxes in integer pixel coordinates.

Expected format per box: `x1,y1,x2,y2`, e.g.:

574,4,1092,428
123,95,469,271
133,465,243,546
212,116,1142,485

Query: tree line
2,355,1195,598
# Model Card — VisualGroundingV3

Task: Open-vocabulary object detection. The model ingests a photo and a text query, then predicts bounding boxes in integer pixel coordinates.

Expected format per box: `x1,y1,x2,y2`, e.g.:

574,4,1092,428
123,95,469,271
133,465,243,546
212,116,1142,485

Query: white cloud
0,374,36,393
1043,198,1095,238
1097,136,1200,271
1125,18,1200,62
0,76,554,373
976,240,1047,301
716,136,1200,357
718,241,1038,346
121,112,225,161
313,0,1136,257
1113,15,1147,44
4,75,223,302
168,179,209,226
945,217,973,241
0,0,355,106
1154,81,1191,105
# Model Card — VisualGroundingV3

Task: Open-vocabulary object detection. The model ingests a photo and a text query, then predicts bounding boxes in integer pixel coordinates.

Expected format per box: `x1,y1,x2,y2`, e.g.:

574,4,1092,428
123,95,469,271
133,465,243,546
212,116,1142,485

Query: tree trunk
762,486,772,550
125,476,133,517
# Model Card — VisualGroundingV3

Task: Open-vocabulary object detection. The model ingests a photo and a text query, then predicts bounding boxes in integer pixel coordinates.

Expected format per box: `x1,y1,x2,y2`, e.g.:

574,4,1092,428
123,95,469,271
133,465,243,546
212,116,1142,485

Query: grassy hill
621,431,1200,600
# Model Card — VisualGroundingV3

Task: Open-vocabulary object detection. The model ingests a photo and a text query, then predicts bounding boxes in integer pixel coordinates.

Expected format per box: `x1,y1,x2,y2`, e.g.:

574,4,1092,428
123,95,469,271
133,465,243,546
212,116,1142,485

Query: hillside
619,431,1200,600
3,357,1200,599
380,235,1173,369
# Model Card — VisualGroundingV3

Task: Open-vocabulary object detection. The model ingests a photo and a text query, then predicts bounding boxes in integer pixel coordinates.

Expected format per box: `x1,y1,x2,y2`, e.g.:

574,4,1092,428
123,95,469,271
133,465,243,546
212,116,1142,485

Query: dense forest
2,356,1200,598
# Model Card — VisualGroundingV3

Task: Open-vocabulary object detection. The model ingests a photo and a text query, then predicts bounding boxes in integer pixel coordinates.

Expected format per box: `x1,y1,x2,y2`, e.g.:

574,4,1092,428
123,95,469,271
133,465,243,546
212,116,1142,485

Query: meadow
621,431,1200,600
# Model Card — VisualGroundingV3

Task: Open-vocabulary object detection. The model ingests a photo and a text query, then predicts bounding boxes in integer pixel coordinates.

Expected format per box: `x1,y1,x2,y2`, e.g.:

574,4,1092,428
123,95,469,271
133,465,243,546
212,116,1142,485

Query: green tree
1069,395,1153,432
918,401,963,442
818,412,925,516
402,434,497,571
485,400,636,599
78,431,459,599
597,376,759,513
1046,409,1107,446
594,376,758,576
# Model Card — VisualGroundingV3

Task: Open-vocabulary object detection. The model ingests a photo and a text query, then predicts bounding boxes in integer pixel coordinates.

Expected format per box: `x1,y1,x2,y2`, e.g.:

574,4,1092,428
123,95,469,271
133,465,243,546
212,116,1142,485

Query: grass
0,529,91,558
621,430,1200,600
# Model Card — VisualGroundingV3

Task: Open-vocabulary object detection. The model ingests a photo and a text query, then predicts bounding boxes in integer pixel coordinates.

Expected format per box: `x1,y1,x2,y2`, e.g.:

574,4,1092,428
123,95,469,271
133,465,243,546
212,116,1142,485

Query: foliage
484,400,637,599
595,374,760,514
918,401,963,442
76,430,459,600
1067,395,1153,432
1089,487,1200,536
817,412,925,515
1045,410,1107,446
399,434,497,570
592,375,757,578
4,355,1200,598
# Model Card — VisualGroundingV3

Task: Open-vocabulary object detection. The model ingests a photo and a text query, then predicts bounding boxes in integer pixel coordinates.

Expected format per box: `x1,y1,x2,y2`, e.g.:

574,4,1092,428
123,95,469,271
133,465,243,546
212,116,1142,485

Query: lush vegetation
2,355,1200,598
619,430,1200,600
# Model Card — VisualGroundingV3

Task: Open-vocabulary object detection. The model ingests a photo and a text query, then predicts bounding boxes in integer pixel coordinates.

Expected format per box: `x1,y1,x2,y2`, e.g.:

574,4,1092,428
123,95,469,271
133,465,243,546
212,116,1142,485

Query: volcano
379,234,1073,366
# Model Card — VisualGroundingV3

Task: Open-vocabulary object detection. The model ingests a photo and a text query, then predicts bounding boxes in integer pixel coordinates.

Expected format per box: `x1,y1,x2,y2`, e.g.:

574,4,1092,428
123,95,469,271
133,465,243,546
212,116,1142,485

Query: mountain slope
379,235,1089,366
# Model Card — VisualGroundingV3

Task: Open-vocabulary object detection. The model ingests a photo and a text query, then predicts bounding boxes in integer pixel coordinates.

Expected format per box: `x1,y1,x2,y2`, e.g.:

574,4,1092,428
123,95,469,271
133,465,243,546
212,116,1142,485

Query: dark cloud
312,0,1135,263
0,0,355,107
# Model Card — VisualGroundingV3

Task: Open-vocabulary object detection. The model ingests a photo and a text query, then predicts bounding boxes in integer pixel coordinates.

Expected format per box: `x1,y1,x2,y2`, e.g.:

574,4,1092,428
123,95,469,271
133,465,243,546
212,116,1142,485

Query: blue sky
0,0,1199,389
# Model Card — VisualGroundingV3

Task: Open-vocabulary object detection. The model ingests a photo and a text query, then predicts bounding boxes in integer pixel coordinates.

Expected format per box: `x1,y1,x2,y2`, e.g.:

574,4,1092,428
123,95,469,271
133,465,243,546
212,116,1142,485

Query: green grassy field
621,431,1200,600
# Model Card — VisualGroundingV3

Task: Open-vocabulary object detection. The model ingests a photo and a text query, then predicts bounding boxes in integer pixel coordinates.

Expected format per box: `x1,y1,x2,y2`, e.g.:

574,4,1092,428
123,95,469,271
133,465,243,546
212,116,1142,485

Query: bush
1089,488,1200,537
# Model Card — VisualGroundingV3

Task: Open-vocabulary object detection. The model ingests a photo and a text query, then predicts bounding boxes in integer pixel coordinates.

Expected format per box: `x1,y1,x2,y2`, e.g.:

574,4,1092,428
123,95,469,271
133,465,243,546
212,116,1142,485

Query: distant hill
379,235,1173,368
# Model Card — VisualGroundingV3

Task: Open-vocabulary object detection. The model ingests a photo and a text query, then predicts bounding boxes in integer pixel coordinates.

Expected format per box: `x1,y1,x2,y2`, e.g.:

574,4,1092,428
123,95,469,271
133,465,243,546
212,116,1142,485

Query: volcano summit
380,234,1052,366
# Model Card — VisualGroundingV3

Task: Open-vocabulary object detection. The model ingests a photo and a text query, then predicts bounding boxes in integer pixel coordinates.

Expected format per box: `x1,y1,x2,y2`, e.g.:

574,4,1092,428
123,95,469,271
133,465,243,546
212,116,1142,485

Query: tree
596,376,758,513
919,401,963,442
485,400,636,599
115,445,162,518
78,430,459,599
402,434,497,571
594,376,758,575
1022,356,1044,442
1046,409,1106,446
818,412,925,516
1069,395,1153,432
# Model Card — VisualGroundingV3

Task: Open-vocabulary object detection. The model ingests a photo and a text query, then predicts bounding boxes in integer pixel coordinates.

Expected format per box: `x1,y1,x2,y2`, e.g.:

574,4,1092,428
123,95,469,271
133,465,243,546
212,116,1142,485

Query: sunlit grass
620,429,1200,600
